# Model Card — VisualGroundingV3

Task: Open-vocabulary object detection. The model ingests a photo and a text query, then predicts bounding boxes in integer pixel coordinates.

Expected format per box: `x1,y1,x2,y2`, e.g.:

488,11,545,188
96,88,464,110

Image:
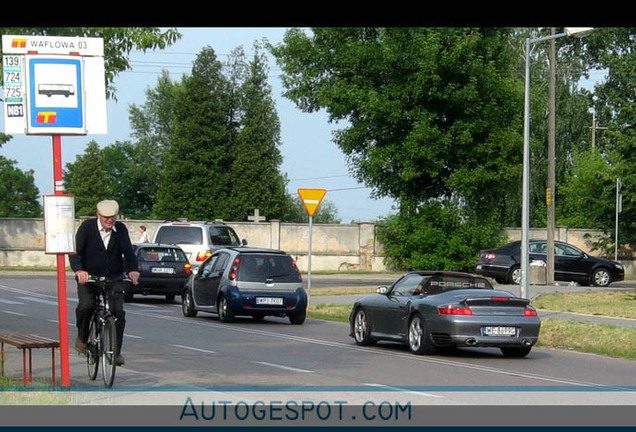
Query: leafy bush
377,201,505,272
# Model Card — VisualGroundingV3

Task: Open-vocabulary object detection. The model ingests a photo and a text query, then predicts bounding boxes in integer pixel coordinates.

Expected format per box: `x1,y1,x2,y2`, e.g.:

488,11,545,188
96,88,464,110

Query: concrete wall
0,218,386,271
1,217,632,273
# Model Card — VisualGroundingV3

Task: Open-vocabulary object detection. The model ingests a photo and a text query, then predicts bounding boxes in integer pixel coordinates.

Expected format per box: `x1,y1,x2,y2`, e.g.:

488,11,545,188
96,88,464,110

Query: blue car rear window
238,255,299,282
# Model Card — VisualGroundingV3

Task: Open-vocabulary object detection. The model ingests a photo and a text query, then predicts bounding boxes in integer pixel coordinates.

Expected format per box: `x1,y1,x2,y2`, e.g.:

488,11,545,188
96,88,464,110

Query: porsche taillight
438,305,473,315
229,257,240,281
524,306,538,316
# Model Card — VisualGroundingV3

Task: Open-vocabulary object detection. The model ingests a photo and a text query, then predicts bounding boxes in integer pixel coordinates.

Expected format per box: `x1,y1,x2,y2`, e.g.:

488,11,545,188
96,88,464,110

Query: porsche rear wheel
353,308,374,346
408,314,435,355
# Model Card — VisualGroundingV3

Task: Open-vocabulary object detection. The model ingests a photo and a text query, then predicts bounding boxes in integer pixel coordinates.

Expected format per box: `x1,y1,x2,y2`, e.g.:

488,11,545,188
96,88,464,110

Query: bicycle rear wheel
86,315,99,380
100,315,118,387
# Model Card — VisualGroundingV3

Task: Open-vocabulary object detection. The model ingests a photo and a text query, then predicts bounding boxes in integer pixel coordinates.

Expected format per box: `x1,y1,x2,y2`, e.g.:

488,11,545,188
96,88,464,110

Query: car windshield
208,226,240,246
238,254,300,282
139,247,188,263
156,226,202,245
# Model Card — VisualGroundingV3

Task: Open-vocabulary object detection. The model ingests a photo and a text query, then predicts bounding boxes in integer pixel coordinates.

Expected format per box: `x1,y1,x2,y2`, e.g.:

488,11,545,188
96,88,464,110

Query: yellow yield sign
297,188,327,217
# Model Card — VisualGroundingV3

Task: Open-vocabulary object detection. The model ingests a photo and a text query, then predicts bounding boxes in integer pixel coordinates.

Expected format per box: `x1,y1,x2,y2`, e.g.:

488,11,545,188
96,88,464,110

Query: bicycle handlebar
86,273,132,284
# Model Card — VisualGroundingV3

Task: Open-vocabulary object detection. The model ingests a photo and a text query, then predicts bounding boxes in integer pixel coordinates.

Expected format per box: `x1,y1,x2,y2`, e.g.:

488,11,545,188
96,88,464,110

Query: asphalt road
1,274,635,411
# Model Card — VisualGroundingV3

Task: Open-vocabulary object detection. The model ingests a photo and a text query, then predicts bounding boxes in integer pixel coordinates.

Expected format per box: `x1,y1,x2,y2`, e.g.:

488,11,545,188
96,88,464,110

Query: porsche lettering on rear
430,281,487,288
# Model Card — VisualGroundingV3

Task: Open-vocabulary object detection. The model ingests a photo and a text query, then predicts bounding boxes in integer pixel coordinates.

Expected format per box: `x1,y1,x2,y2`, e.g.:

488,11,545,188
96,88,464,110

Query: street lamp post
520,27,594,299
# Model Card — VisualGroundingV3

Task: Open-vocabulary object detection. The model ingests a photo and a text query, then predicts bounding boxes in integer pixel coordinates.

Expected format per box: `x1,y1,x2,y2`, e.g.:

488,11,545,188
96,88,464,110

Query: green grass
307,290,636,361
532,290,636,319
536,319,636,360
0,375,74,404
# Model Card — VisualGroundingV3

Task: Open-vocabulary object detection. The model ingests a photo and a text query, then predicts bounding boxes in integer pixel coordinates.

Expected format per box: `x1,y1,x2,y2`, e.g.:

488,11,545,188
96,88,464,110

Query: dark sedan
475,240,624,287
349,271,540,358
128,243,192,302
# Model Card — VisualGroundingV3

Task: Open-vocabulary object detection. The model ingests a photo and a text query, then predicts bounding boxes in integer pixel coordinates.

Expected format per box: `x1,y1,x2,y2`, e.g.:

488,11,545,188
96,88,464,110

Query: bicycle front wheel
86,315,99,380
100,315,118,387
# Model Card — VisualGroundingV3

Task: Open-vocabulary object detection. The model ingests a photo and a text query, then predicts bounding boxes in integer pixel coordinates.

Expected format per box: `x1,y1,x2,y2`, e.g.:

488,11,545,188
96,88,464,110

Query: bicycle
85,274,130,387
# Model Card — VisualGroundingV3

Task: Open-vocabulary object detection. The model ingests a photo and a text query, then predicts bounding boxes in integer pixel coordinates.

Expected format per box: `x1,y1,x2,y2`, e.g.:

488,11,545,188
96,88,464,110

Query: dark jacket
69,218,138,278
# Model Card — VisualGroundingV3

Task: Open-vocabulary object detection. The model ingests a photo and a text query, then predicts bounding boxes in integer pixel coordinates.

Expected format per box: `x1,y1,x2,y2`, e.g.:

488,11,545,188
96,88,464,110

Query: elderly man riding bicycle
69,200,139,366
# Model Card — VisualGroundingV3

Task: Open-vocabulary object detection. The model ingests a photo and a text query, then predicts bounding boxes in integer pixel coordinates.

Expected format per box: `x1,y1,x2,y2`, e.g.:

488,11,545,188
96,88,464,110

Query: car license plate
482,326,516,336
151,267,175,274
256,297,283,305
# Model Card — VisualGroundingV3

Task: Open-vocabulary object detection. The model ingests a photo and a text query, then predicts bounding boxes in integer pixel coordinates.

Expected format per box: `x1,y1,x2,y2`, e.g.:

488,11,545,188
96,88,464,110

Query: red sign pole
52,134,71,387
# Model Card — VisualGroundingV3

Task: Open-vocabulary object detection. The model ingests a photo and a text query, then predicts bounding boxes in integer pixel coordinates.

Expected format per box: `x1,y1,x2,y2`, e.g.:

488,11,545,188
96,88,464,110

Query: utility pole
616,178,621,261
521,27,594,298
546,28,556,285
590,109,607,151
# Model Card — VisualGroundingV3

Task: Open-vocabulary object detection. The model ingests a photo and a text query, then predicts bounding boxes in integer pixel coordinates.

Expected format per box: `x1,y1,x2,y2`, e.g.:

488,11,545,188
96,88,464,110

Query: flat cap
96,200,119,217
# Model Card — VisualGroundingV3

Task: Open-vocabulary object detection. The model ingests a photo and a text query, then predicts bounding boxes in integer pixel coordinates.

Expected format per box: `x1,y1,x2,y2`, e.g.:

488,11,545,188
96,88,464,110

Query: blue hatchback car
181,247,307,324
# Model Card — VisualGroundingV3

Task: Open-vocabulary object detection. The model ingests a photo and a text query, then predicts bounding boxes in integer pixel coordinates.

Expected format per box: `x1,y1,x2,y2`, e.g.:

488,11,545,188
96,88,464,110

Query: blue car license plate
256,297,283,305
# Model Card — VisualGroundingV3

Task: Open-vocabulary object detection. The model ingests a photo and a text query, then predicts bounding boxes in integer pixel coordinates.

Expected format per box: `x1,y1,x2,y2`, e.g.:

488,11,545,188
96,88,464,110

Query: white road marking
2,310,27,316
125,334,144,339
253,361,313,373
17,296,58,306
172,344,216,354
0,299,25,305
364,382,442,398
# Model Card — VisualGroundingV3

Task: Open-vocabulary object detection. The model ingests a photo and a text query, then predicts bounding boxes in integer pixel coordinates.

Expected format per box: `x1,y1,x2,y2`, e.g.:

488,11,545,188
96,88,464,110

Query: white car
152,221,246,268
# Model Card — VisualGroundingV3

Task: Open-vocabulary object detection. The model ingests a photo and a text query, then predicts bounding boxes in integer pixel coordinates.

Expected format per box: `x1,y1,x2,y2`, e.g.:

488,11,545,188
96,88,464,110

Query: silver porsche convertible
349,271,541,357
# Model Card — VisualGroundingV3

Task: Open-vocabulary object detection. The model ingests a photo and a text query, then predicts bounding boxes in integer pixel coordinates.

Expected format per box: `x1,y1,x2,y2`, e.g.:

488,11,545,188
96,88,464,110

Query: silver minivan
152,221,245,268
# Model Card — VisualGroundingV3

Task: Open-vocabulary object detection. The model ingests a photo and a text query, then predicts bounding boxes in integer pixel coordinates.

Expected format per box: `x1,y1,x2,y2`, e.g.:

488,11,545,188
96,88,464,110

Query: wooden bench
0,334,59,386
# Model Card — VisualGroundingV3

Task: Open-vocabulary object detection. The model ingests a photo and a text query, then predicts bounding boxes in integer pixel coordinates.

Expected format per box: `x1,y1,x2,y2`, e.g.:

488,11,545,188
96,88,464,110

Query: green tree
271,27,524,269
272,28,523,218
0,156,41,217
154,46,233,220
101,141,159,219
128,70,182,166
282,195,341,224
64,141,111,216
228,44,289,221
377,200,505,272
559,149,616,230
582,27,636,245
